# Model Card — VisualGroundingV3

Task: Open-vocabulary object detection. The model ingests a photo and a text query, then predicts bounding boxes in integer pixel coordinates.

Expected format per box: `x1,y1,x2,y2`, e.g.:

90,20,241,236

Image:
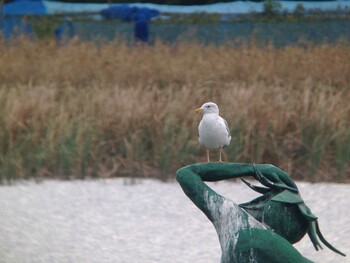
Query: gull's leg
219,148,223,162
206,149,210,162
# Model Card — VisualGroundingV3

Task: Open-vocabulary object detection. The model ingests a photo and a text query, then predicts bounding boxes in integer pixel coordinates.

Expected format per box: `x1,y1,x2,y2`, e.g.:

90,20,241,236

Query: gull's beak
195,108,202,113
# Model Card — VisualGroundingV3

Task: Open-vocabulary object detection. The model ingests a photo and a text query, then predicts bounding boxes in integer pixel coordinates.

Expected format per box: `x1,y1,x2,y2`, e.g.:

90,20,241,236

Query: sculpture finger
253,164,276,189
241,178,270,194
315,221,346,257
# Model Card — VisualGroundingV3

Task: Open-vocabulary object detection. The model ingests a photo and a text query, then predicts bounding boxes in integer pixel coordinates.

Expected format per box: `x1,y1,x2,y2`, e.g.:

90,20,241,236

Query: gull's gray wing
223,118,230,136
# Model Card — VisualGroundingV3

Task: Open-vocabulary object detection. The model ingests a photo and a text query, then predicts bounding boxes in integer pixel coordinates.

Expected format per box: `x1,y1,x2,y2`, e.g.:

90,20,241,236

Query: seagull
195,102,231,162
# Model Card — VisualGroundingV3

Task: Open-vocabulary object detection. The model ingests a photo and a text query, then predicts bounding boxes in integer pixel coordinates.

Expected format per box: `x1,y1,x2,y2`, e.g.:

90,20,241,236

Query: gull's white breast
198,113,231,149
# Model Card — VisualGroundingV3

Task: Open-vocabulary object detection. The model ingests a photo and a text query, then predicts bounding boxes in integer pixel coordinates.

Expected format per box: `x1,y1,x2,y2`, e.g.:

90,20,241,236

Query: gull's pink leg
206,149,210,162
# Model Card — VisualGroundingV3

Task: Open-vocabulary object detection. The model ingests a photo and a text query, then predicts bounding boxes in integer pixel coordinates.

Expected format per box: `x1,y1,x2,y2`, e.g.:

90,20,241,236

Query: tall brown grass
0,39,349,182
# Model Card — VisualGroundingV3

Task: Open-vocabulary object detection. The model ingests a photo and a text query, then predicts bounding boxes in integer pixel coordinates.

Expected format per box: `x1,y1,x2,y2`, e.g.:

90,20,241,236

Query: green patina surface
176,163,345,263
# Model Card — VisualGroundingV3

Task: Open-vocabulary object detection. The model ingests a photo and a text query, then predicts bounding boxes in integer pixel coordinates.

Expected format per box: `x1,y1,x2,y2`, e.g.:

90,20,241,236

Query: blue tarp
0,0,45,39
100,5,156,43
1,17,34,39
100,5,160,22
4,0,47,16
134,18,149,43
54,19,76,45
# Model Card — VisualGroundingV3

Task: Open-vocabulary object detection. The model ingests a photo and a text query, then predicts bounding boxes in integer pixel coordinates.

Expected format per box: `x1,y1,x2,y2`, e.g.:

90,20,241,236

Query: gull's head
195,102,219,115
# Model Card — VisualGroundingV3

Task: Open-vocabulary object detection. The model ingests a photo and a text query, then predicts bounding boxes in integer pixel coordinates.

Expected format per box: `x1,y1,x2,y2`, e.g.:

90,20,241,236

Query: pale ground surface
0,178,349,263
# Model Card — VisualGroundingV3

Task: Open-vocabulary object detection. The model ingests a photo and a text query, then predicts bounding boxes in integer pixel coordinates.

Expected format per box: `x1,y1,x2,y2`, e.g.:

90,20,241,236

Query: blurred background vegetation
1,1,350,183
0,40,349,183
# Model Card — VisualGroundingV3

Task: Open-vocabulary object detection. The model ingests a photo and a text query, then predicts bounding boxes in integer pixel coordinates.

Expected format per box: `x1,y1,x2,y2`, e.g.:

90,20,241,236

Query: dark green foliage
263,0,283,16
27,15,62,39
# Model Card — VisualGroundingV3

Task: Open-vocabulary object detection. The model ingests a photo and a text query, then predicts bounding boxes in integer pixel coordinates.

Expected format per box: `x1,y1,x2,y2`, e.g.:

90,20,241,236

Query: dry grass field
0,39,349,182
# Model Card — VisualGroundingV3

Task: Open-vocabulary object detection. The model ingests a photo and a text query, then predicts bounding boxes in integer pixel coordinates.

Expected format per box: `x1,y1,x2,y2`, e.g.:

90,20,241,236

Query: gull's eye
206,105,211,108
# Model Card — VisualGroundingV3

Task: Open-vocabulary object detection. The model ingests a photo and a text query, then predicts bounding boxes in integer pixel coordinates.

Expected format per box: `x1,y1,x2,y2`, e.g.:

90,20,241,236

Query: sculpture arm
177,163,256,182
176,163,256,221
176,162,299,222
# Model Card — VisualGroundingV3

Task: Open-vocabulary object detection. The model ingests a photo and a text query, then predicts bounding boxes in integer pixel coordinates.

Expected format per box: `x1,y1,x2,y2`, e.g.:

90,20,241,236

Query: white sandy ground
0,178,349,263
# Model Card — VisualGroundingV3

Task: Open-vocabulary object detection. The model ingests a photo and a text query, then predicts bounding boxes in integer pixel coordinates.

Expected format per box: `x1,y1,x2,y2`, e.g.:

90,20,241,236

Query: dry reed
0,39,349,182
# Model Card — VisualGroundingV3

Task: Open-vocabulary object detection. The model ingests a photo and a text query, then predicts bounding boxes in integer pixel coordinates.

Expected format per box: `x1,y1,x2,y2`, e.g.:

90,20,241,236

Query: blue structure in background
4,0,46,16
0,0,47,40
101,5,159,43
100,5,160,22
1,16,34,40
54,18,76,45
134,15,149,43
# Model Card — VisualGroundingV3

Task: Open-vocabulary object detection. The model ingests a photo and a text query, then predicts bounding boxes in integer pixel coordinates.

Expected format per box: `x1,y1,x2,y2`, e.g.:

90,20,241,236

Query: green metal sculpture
176,163,345,263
